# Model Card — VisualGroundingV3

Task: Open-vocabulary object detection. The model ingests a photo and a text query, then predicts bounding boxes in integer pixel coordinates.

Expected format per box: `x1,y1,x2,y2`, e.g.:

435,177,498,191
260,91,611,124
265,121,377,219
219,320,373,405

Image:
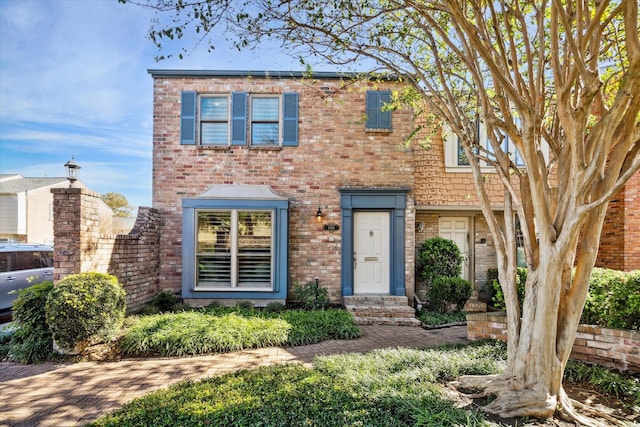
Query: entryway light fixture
64,156,81,186
315,207,323,223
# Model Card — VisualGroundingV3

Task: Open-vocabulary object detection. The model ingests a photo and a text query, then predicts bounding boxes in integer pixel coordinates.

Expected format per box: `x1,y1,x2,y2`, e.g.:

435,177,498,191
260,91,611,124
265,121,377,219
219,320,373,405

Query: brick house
149,69,638,320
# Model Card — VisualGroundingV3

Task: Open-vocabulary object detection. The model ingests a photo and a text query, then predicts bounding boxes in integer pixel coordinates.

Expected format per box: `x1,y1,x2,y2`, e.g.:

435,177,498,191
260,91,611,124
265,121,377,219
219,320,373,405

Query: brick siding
151,74,416,301
597,172,640,271
52,187,161,312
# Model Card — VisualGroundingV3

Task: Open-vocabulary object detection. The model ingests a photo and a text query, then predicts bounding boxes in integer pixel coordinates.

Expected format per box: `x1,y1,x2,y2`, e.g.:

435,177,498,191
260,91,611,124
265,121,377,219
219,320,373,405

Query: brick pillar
51,187,102,283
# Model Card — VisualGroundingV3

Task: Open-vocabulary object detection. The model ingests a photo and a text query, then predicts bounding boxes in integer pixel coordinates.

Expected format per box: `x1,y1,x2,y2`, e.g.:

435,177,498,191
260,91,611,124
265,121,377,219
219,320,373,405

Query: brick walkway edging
0,325,468,427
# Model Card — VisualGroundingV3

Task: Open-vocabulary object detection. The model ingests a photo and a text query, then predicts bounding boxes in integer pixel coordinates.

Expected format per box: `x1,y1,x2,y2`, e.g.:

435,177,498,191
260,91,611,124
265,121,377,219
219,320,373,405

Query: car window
15,251,45,270
42,251,53,267
0,253,9,273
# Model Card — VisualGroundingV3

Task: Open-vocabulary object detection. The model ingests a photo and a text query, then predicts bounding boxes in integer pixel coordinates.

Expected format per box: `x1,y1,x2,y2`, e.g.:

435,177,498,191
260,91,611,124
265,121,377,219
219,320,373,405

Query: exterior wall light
315,207,323,223
64,156,81,186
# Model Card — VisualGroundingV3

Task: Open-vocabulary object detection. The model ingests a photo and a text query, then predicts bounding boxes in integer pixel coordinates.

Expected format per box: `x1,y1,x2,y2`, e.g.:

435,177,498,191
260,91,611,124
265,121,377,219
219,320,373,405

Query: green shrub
45,272,126,350
153,290,177,312
491,267,527,311
418,237,462,285
7,281,56,363
264,301,286,313
581,268,640,330
235,300,254,311
418,310,466,326
428,276,472,313
293,279,330,310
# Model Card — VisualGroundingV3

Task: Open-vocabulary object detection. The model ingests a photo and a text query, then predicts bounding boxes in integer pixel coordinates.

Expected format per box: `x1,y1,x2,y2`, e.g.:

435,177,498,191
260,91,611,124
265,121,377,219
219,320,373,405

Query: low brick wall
466,312,640,373
52,188,161,312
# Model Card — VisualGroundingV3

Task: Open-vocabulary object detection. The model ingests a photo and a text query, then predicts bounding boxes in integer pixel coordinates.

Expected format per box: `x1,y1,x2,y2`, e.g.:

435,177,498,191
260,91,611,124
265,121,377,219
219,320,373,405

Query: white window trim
197,94,231,147
249,95,282,147
443,124,549,173
196,93,289,147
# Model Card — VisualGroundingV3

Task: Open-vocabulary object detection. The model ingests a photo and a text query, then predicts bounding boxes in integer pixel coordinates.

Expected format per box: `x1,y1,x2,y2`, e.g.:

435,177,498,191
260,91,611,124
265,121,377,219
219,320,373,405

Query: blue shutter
180,91,197,145
365,90,392,130
282,92,298,147
379,90,392,129
231,92,247,146
365,91,379,128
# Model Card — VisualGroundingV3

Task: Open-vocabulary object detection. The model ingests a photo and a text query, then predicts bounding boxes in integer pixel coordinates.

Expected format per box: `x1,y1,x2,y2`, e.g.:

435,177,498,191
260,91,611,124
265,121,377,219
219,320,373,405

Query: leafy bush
264,301,286,313
6,281,56,363
428,276,472,313
293,280,330,310
581,268,640,330
153,290,177,312
490,267,639,331
45,272,126,350
235,300,254,310
418,237,462,285
491,267,527,311
417,310,466,326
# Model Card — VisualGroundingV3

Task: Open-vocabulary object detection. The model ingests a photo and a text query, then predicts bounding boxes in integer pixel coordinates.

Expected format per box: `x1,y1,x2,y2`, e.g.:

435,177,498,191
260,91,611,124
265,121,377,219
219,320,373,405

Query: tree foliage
123,0,639,424
101,192,133,217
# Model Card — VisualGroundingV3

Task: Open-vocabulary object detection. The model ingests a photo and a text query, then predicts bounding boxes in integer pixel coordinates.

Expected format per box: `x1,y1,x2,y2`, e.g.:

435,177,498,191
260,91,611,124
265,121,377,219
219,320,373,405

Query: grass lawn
88,341,506,427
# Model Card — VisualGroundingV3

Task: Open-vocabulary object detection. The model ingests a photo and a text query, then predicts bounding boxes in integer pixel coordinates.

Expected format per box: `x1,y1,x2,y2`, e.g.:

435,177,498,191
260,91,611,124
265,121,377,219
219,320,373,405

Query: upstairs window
180,91,298,147
200,96,229,146
251,97,280,145
444,123,531,172
365,90,392,130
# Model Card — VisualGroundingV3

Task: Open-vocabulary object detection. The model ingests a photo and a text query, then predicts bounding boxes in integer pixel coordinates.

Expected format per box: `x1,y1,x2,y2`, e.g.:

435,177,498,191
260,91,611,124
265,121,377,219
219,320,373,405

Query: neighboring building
0,174,73,244
148,69,638,316
0,174,122,244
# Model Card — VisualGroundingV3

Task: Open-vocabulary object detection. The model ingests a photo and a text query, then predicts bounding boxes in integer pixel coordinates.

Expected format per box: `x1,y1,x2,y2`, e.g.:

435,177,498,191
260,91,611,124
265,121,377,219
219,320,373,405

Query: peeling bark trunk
459,205,615,426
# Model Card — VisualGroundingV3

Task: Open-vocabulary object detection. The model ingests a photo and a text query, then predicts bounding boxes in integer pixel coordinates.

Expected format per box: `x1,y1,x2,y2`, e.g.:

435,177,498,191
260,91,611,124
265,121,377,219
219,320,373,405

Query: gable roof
0,175,69,193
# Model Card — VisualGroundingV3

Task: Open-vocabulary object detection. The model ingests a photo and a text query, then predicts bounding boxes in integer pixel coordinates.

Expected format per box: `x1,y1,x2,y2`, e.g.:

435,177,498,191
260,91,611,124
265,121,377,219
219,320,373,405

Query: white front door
439,217,470,280
354,212,390,294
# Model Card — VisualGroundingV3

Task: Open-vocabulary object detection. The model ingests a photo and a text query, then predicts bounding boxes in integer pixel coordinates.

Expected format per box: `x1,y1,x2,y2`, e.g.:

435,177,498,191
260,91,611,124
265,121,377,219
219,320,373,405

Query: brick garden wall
467,312,640,373
52,187,161,312
151,74,417,302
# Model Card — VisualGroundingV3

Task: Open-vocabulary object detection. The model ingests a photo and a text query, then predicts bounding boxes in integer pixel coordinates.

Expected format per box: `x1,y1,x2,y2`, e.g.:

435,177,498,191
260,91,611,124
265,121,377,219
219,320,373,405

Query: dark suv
0,244,53,312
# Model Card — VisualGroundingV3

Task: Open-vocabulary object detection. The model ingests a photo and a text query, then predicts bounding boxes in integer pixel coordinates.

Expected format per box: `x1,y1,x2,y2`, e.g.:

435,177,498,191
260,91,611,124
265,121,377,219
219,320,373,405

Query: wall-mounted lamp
315,207,323,223
64,156,81,187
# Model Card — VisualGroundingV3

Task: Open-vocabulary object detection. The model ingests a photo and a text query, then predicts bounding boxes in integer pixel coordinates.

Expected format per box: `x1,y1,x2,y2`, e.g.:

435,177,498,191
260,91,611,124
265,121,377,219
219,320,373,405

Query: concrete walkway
0,325,468,427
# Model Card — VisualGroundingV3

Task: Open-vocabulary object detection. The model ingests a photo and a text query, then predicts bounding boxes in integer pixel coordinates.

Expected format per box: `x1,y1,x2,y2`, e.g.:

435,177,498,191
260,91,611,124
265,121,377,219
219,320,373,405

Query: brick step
344,295,420,327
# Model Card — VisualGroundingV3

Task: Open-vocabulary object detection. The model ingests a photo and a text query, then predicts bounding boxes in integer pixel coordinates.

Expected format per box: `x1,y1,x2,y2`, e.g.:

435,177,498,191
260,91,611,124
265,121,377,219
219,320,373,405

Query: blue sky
0,0,327,211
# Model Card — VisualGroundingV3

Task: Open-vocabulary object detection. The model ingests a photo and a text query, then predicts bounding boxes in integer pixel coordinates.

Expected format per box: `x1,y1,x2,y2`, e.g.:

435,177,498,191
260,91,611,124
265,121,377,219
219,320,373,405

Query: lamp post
64,156,81,187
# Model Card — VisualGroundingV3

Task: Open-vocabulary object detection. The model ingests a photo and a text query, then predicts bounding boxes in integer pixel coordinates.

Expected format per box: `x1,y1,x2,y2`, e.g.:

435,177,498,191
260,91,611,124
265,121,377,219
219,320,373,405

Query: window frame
195,208,275,290
182,185,289,301
199,95,231,146
181,92,297,147
249,95,281,146
443,123,543,173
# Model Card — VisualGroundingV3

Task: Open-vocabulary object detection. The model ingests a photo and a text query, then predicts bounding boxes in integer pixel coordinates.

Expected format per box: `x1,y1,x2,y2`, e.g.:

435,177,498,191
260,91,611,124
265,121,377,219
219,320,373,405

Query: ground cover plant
88,341,507,427
88,340,640,426
119,307,361,357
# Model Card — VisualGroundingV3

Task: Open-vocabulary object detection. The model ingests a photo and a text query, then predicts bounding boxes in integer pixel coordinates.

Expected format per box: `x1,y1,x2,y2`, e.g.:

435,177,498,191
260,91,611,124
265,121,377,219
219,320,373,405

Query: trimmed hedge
45,272,126,350
491,267,639,331
582,268,639,331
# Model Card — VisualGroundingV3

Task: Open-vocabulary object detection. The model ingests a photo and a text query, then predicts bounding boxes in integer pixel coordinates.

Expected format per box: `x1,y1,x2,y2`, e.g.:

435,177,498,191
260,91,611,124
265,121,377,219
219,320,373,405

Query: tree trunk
459,205,618,426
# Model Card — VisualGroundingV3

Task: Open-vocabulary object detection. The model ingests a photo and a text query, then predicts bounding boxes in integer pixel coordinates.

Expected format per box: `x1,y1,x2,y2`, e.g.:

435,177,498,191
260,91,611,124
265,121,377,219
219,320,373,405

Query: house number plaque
323,223,340,232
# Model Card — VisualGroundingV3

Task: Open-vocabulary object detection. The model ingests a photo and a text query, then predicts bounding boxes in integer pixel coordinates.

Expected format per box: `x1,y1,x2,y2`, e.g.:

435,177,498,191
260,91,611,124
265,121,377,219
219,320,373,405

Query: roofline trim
147,69,400,81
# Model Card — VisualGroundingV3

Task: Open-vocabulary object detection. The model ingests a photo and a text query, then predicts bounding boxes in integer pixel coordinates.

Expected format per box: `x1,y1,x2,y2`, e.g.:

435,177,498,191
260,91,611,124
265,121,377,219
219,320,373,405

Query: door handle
353,252,357,269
